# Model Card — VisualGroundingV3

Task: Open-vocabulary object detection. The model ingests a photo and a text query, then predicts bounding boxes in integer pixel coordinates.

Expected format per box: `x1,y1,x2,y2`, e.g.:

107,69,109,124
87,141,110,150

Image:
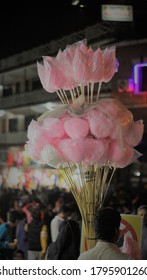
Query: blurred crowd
0,184,146,260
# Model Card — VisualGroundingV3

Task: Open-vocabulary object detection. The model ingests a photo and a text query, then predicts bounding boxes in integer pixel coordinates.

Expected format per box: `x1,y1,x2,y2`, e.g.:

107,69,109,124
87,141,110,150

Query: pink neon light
134,63,147,94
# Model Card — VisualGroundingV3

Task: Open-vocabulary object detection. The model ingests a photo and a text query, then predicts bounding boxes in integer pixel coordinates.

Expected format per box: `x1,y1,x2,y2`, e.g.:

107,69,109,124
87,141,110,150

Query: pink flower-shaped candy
103,46,118,82
72,48,89,85
90,48,104,83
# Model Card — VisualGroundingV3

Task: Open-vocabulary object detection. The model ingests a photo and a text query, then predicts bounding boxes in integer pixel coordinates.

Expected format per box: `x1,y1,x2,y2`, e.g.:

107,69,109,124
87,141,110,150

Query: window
25,115,34,130
32,79,42,90
9,119,18,132
3,85,13,97
15,82,20,94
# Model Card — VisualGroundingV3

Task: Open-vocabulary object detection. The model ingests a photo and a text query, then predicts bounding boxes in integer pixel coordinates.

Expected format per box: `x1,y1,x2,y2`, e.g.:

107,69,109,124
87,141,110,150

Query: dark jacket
28,220,44,251
46,220,81,260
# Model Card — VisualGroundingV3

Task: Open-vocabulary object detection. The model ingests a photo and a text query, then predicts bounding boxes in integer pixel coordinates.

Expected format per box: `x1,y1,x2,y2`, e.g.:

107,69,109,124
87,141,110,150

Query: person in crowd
0,210,19,259
137,204,147,259
50,205,71,242
22,201,40,224
26,207,48,260
0,211,6,224
52,197,63,214
43,203,55,246
16,212,28,260
46,219,81,260
78,207,135,260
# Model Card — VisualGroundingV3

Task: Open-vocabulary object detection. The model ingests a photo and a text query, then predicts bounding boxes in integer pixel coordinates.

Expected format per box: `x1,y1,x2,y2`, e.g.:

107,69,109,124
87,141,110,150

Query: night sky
0,1,99,59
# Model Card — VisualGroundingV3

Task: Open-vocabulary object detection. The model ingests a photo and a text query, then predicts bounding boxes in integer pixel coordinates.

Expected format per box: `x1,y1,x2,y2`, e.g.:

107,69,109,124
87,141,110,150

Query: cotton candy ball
25,141,42,162
27,119,40,140
40,144,64,168
60,113,71,122
108,140,134,168
31,125,57,150
114,146,135,168
42,118,65,138
83,138,109,164
108,140,127,162
59,139,85,162
125,120,144,147
64,117,89,139
87,109,113,138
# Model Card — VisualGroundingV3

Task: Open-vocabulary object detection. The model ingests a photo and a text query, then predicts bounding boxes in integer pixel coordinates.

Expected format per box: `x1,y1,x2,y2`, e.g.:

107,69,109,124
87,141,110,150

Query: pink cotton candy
72,48,89,85
97,99,133,122
95,99,133,140
44,57,66,90
27,120,52,148
103,46,117,82
125,120,144,147
37,56,67,93
108,140,127,162
83,138,109,164
116,147,135,168
90,48,104,83
42,118,65,138
79,41,88,54
37,41,118,92
40,144,64,168
27,119,40,140
97,99,120,119
60,113,71,121
56,49,75,89
59,139,85,162
87,109,114,138
25,141,42,162
37,61,56,93
64,117,89,139
108,140,134,168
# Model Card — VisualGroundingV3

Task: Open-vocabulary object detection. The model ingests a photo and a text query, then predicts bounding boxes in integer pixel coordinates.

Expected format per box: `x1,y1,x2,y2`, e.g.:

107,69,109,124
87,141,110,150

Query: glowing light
127,78,134,92
134,62,147,94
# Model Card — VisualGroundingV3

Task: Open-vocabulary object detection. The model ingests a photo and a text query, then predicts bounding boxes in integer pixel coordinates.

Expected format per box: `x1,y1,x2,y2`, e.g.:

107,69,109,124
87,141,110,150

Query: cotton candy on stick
42,118,65,138
64,117,89,139
56,49,76,90
89,48,103,102
41,144,64,168
72,48,89,87
86,109,114,138
125,120,144,147
59,139,85,162
103,46,118,83
83,138,109,164
108,140,135,168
